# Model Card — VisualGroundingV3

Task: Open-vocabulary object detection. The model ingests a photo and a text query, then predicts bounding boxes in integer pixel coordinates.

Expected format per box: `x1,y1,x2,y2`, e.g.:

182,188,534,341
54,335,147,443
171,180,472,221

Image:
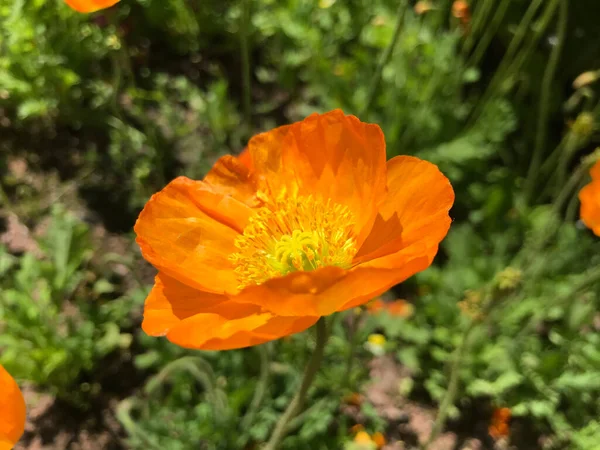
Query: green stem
423,321,476,449
263,318,329,450
240,0,252,129
517,264,600,341
480,0,543,99
524,0,568,204
462,0,495,58
344,312,358,389
467,0,511,69
521,163,587,269
361,0,408,117
467,0,560,130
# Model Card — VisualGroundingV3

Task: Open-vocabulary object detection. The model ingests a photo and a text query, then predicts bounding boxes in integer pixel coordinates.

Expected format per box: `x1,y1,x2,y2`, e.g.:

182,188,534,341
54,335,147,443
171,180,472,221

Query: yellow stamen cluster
230,195,357,289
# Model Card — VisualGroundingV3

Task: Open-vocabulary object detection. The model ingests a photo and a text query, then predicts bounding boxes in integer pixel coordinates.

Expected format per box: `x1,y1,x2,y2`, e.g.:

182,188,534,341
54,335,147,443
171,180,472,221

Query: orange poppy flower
64,0,120,13
488,407,511,439
579,160,600,236
135,109,454,350
0,365,26,450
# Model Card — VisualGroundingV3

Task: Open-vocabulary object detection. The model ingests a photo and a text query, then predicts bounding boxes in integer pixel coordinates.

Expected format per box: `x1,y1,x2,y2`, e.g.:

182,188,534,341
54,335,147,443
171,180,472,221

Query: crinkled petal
0,365,26,448
142,273,229,337
356,156,454,262
167,312,318,351
231,247,432,316
247,109,387,247
142,273,318,350
204,155,259,207
134,176,251,294
64,0,119,12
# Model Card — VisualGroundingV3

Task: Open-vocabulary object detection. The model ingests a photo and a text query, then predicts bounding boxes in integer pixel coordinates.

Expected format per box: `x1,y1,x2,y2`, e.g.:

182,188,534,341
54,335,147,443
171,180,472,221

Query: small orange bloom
452,1,471,29
372,432,386,448
366,298,386,313
368,298,413,318
489,407,511,439
135,110,454,350
579,160,600,236
64,0,120,13
387,299,414,318
0,365,26,450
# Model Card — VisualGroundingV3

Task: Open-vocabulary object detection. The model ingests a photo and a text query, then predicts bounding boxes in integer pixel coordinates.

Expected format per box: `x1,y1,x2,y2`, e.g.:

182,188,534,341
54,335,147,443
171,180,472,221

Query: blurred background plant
1,0,600,449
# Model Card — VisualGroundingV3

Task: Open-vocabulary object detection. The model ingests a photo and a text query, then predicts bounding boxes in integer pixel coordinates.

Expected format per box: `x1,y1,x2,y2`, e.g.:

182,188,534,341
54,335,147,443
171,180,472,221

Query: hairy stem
263,318,329,450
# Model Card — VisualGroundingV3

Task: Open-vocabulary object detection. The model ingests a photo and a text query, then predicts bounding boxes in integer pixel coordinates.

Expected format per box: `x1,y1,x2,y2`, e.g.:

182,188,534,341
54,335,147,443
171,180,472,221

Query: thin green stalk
481,0,543,99
462,0,495,58
517,264,600,341
263,318,329,450
344,312,358,389
361,0,408,117
240,0,252,129
467,0,511,69
423,321,476,449
521,163,587,269
468,0,560,129
524,0,568,204
238,344,271,447
565,180,583,223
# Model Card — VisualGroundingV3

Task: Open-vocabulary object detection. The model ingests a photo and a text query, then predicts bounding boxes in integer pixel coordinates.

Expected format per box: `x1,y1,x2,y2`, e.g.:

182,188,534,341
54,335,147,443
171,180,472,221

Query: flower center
230,195,357,289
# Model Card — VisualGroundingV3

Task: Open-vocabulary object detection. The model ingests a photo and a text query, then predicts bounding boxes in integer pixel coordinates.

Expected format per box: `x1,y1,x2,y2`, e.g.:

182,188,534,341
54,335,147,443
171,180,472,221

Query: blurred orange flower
414,1,433,15
368,298,413,318
64,0,120,13
452,1,471,29
489,407,511,439
579,160,600,236
0,365,26,450
372,432,386,448
135,109,454,350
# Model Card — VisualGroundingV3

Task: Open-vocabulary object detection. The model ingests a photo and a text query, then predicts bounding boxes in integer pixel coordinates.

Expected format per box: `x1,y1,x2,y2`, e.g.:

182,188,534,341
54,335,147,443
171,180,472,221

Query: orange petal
203,154,259,207
0,365,26,448
64,0,119,13
247,110,387,247
228,156,453,317
135,176,250,295
231,252,430,317
142,272,318,350
166,311,318,351
579,178,600,236
237,148,254,171
356,156,454,262
142,272,228,337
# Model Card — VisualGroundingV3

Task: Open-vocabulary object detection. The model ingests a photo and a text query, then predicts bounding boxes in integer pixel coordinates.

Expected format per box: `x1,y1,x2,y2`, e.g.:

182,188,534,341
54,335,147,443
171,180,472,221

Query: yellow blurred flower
365,333,387,356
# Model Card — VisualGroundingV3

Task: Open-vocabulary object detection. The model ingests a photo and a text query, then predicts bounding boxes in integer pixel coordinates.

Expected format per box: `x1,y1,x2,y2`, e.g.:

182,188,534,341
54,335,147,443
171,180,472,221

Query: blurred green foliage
2,0,600,449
